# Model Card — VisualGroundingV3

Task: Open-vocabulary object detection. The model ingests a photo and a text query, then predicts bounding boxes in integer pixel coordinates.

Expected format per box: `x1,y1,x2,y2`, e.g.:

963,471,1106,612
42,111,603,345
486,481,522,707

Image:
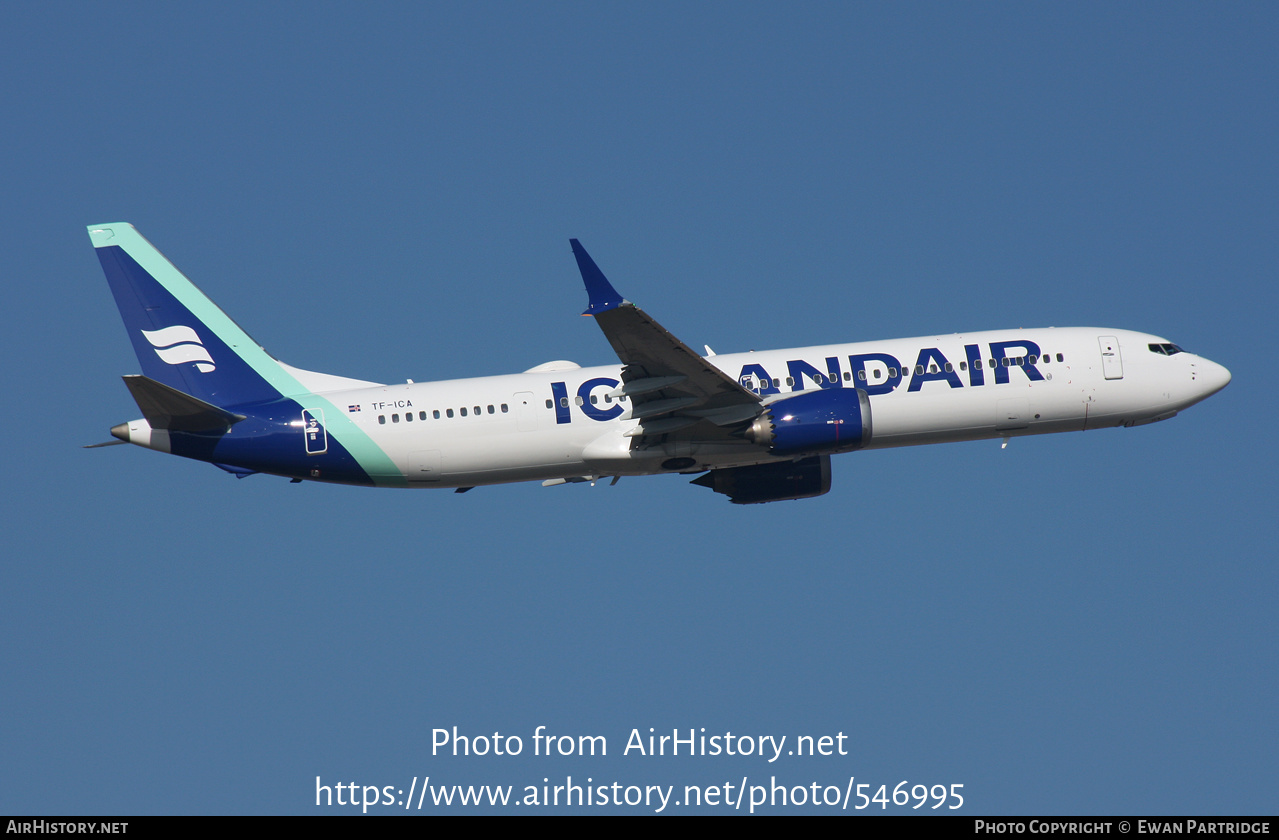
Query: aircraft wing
571,240,762,439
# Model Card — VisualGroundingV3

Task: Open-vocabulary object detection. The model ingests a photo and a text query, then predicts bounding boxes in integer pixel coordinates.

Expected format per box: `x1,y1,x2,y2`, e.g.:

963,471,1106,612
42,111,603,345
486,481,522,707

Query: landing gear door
1098,336,1123,380
303,409,328,455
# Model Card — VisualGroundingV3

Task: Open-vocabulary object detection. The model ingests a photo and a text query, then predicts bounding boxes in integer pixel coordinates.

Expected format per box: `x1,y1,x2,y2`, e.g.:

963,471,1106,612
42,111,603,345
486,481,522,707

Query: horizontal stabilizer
122,375,247,432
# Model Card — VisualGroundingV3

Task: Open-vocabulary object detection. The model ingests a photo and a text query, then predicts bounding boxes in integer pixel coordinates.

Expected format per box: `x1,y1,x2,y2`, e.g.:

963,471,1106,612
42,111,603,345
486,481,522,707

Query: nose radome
1197,358,1231,398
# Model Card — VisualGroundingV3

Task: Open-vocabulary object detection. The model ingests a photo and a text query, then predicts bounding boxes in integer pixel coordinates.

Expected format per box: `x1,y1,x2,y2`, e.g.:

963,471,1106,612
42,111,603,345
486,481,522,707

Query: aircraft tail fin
90,223,304,408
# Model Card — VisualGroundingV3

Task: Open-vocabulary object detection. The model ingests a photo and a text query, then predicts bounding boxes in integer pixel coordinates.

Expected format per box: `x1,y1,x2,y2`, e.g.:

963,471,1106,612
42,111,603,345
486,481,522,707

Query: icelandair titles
734,339,1048,398
554,338,1053,424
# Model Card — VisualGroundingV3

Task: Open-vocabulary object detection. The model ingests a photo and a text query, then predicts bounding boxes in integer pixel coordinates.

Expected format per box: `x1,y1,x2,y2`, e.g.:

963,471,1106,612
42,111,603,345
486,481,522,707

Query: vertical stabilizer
90,223,298,407
90,223,404,486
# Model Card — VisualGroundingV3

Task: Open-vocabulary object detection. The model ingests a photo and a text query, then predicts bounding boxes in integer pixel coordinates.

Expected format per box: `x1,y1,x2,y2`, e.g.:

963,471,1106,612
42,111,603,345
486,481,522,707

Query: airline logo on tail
141,325,216,373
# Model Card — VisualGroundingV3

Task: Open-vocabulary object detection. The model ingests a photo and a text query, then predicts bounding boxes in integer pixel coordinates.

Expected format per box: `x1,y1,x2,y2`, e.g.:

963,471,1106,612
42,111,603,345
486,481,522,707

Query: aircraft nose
1196,358,1231,398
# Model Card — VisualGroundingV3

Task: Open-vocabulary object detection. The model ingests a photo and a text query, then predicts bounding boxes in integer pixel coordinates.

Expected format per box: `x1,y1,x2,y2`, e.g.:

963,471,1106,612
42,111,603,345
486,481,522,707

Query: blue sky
2,2,1275,814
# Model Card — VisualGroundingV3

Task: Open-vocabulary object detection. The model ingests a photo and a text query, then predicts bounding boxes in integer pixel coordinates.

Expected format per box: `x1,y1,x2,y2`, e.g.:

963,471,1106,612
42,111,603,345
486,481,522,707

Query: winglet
570,239,626,316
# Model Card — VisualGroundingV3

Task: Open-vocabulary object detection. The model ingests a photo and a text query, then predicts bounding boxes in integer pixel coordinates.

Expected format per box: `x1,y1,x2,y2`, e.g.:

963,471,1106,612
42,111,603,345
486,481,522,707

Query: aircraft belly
866,379,1091,447
389,424,593,484
870,389,996,442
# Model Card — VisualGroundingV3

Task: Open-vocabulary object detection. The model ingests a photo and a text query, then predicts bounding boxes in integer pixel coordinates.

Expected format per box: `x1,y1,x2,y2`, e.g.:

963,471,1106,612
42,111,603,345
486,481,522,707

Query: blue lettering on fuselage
577,377,623,421
562,339,1044,423
988,340,1045,384
847,353,903,396
825,356,844,387
737,363,780,395
787,358,836,391
964,344,985,387
907,348,963,392
550,381,571,425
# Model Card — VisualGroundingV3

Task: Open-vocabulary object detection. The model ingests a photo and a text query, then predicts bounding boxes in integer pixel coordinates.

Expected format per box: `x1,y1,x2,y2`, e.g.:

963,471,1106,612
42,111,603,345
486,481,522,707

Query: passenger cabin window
447,409,454,418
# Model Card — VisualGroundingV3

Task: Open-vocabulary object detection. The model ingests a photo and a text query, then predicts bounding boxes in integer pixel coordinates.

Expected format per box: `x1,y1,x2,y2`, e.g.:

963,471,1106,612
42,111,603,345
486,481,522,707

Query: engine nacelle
745,388,872,455
690,455,831,504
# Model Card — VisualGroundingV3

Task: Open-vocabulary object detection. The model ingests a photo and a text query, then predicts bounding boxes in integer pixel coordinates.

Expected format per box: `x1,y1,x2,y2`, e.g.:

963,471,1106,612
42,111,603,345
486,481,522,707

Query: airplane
89,223,1231,503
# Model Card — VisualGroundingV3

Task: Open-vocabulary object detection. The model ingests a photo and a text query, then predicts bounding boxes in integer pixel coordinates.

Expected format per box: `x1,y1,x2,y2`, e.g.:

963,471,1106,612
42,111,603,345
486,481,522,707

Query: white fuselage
314,327,1229,488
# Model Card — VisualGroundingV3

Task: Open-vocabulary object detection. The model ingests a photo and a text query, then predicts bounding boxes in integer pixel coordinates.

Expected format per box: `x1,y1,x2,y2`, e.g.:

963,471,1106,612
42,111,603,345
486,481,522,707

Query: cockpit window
1148,343,1185,356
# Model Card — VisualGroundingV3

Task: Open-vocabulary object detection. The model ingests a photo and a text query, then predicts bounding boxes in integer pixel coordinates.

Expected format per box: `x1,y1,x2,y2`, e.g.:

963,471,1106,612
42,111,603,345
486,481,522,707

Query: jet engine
690,455,831,504
744,388,872,455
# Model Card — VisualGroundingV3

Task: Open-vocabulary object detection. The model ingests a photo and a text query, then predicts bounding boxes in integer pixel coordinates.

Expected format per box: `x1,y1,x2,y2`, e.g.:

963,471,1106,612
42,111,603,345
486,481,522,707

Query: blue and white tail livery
90,223,1231,503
